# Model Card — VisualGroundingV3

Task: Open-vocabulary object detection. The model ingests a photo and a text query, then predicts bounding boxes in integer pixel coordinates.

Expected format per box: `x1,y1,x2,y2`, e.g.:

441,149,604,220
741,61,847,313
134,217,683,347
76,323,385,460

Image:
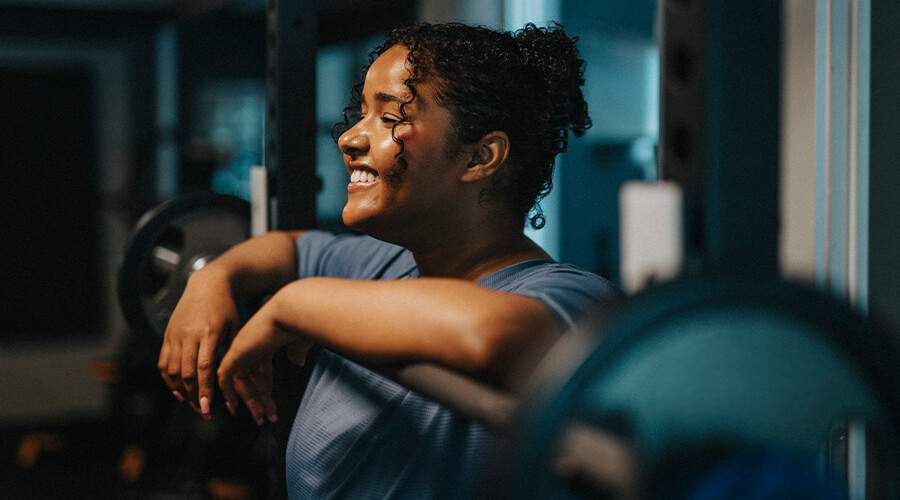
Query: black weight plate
118,192,250,339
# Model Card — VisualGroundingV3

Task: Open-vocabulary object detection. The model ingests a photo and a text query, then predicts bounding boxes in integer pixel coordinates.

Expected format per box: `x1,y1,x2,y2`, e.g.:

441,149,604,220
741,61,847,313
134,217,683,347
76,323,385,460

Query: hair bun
514,23,591,150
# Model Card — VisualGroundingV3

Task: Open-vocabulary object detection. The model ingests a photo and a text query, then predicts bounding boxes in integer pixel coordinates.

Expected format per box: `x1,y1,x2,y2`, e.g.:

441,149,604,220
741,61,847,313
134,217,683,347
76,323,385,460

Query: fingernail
200,396,210,415
255,416,264,426
172,391,184,402
189,401,201,414
267,413,278,423
225,401,236,416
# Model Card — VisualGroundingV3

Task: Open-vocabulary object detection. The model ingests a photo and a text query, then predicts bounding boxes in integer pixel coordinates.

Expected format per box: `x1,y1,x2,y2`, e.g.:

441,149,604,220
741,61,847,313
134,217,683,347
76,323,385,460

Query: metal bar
815,0,871,310
854,0,871,314
659,0,781,274
659,0,707,269
377,363,518,433
815,0,832,291
702,0,781,275
829,0,851,299
867,0,900,332
155,23,179,201
266,0,318,230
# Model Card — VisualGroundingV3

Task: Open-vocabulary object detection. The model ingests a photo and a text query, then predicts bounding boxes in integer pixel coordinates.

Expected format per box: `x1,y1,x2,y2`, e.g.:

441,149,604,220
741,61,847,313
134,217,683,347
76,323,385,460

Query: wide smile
347,166,380,194
350,168,379,184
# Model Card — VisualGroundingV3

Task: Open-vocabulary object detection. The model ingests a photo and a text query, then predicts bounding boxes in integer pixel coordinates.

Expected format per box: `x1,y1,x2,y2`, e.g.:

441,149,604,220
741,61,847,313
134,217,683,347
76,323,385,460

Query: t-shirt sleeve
525,269,618,330
482,262,620,331
295,230,416,280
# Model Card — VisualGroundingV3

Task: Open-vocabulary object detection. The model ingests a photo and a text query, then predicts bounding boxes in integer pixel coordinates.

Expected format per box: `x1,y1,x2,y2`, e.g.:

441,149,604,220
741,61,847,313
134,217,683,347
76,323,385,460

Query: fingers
158,330,219,419
180,340,199,400
286,341,313,366
195,334,220,420
161,338,202,414
218,360,239,415
158,340,175,393
260,361,278,422
158,344,192,416
166,339,184,396
218,358,278,426
155,271,244,419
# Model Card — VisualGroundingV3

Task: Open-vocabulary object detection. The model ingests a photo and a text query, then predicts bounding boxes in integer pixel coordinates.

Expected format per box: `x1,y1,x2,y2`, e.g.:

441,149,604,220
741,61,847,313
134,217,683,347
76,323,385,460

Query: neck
408,223,551,281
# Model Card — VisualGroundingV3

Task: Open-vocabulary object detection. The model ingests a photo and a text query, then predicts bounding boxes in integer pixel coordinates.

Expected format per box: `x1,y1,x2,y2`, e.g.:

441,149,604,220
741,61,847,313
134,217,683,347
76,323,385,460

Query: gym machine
116,1,900,498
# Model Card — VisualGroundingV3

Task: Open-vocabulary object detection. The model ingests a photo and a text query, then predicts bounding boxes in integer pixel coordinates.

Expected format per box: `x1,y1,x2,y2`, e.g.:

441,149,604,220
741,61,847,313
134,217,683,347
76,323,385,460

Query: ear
460,131,510,183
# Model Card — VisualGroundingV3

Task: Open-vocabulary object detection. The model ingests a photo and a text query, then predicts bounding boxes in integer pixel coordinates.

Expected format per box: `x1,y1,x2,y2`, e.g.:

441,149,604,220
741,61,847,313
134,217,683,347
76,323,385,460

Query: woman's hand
155,230,303,418
217,294,312,425
158,268,240,419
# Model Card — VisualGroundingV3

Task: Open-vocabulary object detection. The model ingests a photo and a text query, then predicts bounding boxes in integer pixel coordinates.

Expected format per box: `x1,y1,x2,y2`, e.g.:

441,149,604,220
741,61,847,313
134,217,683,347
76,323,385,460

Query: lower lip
347,180,377,194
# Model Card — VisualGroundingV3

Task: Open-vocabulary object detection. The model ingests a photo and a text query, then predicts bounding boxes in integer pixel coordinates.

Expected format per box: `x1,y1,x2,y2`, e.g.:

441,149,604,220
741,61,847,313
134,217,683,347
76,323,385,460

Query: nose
338,120,368,156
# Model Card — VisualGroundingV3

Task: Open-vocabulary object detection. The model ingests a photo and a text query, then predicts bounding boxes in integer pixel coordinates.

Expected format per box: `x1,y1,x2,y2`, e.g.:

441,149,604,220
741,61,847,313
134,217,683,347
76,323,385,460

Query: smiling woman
338,45,474,249
336,23,593,233
158,21,619,500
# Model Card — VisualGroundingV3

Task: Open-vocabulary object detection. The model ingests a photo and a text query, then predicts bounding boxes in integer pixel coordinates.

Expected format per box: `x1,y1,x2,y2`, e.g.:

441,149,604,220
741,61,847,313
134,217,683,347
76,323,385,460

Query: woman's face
338,45,469,245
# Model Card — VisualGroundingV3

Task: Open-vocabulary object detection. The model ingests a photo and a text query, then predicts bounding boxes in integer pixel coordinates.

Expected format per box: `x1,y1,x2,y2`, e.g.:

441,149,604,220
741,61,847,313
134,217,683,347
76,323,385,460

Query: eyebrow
374,91,406,105
362,90,424,112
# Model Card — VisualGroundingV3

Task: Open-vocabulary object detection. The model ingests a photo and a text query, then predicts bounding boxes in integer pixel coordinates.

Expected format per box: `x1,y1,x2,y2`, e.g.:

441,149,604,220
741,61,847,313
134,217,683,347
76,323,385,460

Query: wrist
258,290,297,349
187,263,235,298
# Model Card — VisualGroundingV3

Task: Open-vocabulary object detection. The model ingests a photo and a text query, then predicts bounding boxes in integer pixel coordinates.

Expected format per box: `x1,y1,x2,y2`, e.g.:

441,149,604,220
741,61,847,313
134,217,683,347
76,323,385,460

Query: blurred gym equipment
118,192,251,340
490,277,900,499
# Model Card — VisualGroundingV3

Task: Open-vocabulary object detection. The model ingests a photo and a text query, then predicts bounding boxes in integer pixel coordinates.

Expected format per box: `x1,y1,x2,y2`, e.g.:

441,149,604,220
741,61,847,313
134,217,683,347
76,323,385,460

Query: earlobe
460,131,510,183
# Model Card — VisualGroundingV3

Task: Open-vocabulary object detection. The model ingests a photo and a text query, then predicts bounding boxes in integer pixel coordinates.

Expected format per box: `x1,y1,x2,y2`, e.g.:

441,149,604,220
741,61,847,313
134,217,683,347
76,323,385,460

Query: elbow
457,305,560,388
461,320,499,375
445,309,504,375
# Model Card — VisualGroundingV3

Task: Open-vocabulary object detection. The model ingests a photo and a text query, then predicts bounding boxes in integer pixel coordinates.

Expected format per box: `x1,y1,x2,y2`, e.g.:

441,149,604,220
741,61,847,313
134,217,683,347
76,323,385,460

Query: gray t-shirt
285,231,618,499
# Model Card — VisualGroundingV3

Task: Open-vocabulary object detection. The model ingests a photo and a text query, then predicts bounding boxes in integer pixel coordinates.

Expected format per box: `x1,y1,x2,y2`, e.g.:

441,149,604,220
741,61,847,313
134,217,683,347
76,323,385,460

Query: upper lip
347,162,376,175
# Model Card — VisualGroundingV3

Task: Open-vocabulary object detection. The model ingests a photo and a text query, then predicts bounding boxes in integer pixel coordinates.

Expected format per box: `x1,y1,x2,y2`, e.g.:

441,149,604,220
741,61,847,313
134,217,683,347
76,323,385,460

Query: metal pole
266,0,319,230
659,0,781,275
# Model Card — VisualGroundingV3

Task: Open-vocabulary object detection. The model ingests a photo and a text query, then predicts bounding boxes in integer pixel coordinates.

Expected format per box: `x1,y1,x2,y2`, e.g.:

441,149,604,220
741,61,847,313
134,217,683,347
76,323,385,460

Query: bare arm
158,230,303,417
217,277,562,423
200,229,303,304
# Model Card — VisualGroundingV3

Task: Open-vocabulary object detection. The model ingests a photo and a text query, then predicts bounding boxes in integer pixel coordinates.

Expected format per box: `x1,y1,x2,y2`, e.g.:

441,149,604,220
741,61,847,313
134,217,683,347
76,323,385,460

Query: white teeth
350,169,378,183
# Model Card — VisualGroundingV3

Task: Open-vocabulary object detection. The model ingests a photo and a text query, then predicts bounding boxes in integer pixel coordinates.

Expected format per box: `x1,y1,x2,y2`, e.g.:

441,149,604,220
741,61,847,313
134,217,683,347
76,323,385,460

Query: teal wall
558,0,658,282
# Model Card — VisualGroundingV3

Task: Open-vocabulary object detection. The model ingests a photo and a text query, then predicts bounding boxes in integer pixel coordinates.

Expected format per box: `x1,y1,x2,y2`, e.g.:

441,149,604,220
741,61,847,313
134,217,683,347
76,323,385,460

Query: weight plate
493,277,900,499
118,192,250,339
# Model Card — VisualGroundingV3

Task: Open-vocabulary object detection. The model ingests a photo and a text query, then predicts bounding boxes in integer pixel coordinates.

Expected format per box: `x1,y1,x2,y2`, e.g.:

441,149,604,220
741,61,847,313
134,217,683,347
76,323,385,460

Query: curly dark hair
333,22,591,229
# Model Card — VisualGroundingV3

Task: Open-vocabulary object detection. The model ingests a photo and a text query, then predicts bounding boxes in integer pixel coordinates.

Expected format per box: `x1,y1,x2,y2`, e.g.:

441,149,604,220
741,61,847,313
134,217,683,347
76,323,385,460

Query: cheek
390,125,425,153
377,135,401,155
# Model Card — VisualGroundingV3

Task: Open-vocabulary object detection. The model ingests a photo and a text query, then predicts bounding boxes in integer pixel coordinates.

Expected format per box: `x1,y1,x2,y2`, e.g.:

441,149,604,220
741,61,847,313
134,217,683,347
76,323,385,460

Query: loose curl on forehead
332,22,591,229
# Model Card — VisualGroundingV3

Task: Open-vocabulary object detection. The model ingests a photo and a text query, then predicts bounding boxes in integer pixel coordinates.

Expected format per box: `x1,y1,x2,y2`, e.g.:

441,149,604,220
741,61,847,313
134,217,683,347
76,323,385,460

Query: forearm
266,277,562,386
192,230,303,305
160,230,304,412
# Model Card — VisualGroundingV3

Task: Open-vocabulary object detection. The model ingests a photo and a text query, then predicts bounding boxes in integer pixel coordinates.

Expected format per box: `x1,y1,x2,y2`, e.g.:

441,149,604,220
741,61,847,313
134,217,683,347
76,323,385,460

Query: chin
342,206,407,244
341,208,371,234
341,218,365,234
